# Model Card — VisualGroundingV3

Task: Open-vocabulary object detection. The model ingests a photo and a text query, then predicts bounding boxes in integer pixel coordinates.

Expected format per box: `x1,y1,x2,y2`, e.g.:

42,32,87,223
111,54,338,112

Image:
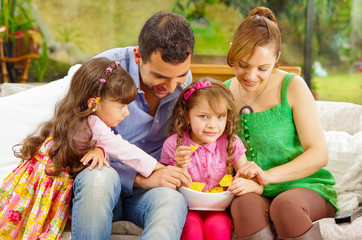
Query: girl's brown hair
168,77,237,174
227,6,281,68
16,57,137,178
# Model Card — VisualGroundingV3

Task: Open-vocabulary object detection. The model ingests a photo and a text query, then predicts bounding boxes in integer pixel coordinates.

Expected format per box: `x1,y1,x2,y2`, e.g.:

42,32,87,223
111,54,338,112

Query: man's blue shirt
94,47,192,195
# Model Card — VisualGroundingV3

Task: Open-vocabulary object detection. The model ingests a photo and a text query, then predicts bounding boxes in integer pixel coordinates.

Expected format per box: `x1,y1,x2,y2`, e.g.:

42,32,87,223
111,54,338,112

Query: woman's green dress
224,73,338,210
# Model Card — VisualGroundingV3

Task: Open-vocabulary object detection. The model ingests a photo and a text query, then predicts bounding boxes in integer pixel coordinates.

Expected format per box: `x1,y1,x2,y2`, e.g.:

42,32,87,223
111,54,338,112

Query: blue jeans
71,167,188,240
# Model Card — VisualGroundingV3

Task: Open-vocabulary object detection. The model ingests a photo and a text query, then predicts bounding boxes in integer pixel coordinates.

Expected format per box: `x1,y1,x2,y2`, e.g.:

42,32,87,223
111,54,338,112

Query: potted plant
0,0,47,82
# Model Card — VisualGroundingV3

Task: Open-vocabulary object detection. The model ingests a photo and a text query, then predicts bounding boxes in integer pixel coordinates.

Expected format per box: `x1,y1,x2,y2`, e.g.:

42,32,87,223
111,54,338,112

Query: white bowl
178,186,235,211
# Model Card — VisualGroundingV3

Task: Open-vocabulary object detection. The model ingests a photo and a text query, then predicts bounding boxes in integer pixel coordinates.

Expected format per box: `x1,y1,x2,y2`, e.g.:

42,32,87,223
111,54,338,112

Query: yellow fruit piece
208,186,224,193
189,182,206,192
219,174,233,187
190,145,198,152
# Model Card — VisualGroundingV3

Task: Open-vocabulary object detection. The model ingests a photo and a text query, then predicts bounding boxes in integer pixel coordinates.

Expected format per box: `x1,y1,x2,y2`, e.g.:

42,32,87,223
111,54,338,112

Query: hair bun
248,7,277,24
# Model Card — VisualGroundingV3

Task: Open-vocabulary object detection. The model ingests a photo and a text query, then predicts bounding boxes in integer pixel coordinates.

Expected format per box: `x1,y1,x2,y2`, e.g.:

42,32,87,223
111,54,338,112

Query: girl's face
233,45,278,91
95,99,130,127
188,97,227,145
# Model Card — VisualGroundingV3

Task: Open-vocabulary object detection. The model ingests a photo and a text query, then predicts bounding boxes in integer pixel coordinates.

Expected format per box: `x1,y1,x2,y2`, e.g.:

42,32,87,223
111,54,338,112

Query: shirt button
155,119,159,124
142,140,145,143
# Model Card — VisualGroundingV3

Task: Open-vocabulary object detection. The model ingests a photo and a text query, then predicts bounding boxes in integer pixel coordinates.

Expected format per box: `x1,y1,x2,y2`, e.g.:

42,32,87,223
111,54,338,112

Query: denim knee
71,167,121,240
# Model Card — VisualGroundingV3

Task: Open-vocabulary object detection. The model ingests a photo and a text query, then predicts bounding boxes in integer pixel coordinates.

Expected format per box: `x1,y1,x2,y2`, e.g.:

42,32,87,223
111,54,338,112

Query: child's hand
174,146,192,168
235,161,267,185
80,147,110,170
227,177,263,196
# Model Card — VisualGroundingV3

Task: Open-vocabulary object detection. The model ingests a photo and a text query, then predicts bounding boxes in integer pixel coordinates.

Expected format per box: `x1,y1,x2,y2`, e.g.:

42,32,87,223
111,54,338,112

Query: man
71,12,194,239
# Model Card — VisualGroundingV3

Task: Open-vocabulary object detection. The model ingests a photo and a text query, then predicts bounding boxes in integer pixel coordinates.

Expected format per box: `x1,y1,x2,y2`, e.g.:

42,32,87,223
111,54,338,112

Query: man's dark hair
138,11,195,64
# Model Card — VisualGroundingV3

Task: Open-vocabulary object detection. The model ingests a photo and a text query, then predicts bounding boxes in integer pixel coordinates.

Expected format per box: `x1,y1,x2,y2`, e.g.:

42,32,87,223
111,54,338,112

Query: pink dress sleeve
160,134,178,166
232,135,247,163
88,115,157,178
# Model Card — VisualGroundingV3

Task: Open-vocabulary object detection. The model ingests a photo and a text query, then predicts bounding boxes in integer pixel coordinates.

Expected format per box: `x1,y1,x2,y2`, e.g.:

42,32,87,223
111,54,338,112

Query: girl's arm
80,147,110,170
89,115,157,178
260,75,328,185
233,153,264,180
228,177,263,196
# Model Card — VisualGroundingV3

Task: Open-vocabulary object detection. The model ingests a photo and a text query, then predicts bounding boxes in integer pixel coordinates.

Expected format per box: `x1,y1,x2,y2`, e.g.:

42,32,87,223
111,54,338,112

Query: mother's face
233,45,279,90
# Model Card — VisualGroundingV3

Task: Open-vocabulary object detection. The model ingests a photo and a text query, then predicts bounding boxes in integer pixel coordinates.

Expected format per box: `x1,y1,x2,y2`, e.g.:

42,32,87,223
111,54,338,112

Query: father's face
134,48,191,99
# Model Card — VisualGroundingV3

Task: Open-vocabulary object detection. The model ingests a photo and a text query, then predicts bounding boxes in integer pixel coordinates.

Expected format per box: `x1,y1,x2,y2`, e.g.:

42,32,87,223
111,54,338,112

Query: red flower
44,224,51,233
33,180,39,190
6,210,22,225
27,166,34,174
44,177,54,188
65,192,72,205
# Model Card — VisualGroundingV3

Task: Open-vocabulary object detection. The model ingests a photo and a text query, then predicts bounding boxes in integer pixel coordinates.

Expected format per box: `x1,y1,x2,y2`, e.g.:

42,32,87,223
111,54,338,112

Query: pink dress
0,137,72,239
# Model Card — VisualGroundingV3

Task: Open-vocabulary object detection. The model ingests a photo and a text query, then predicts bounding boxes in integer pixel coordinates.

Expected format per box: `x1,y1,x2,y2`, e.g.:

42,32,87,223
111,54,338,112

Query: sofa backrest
190,63,301,82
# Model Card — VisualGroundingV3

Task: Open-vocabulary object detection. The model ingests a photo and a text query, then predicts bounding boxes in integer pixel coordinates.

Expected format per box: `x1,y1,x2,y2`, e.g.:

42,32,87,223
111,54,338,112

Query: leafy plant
1,0,35,42
174,0,218,21
0,0,48,81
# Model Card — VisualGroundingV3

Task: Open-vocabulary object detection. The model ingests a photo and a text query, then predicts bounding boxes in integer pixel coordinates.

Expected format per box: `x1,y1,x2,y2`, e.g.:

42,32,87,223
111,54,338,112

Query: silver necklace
238,74,271,115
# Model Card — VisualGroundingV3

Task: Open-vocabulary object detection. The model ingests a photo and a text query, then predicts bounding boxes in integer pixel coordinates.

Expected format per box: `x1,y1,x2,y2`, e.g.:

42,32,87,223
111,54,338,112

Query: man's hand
134,165,192,190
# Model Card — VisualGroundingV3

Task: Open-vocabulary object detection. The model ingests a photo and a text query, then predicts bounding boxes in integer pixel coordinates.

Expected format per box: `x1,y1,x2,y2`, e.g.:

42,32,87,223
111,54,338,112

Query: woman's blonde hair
227,6,281,68
168,77,237,174
16,57,137,178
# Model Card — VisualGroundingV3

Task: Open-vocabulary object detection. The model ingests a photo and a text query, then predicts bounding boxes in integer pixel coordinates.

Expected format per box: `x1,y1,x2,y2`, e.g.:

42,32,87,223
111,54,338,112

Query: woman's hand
227,177,263,196
174,146,192,168
80,147,110,170
235,160,269,185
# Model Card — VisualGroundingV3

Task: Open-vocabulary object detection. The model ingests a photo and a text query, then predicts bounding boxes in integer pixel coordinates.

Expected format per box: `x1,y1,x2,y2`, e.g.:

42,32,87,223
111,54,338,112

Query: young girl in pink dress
161,78,263,240
0,57,163,239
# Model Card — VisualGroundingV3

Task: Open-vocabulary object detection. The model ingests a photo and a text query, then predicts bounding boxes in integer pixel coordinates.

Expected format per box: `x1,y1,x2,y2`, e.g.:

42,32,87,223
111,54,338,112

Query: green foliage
28,57,71,83
173,0,218,21
313,72,362,104
35,30,47,82
0,0,35,42
1,0,48,82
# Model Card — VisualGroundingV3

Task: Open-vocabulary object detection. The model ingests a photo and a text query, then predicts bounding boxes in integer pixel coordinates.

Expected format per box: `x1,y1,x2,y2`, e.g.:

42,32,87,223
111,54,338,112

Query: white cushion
319,216,362,240
324,131,362,213
317,101,362,135
0,65,80,183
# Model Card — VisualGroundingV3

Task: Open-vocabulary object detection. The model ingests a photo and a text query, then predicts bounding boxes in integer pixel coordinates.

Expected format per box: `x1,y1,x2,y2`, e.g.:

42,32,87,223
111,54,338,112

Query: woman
224,6,338,240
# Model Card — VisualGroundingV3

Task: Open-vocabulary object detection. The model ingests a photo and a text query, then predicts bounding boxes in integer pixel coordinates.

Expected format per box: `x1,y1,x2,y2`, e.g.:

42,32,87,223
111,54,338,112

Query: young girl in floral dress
161,78,263,240
0,57,163,239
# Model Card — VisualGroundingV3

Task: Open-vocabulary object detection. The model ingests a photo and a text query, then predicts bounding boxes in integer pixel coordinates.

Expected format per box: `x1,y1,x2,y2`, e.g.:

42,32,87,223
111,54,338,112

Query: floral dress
0,137,73,239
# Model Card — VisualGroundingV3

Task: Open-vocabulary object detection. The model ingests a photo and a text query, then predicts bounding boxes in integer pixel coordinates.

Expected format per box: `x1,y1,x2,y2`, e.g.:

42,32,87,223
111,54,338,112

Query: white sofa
0,66,361,239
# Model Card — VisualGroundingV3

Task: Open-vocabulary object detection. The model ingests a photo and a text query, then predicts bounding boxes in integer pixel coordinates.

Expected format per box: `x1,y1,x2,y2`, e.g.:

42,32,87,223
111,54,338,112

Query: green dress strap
224,78,232,87
280,73,296,105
